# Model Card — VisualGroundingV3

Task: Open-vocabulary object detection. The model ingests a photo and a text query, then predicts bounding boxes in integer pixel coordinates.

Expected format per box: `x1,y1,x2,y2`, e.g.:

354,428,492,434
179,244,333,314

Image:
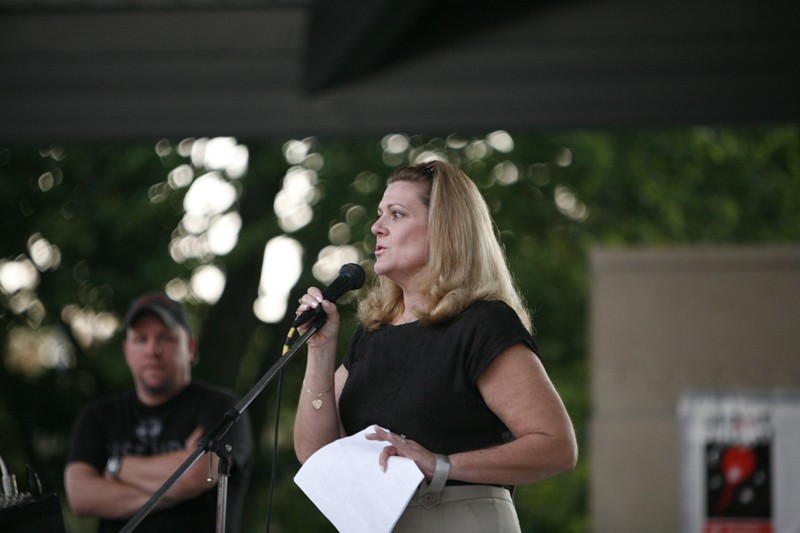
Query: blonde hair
358,160,532,332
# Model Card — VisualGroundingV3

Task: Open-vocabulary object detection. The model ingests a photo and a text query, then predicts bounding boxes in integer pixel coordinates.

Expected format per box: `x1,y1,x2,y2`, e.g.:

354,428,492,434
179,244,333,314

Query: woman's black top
339,300,536,457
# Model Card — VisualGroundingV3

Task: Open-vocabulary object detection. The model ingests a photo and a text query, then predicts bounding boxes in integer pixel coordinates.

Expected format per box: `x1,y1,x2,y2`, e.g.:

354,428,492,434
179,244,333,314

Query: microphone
292,263,366,327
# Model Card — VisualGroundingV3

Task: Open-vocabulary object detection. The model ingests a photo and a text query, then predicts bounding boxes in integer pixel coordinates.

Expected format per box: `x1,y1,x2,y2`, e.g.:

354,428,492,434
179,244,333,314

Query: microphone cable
263,325,300,533
263,264,364,531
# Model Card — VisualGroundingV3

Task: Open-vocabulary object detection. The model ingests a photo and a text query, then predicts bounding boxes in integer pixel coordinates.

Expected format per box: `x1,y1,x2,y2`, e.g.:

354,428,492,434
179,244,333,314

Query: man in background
65,292,253,532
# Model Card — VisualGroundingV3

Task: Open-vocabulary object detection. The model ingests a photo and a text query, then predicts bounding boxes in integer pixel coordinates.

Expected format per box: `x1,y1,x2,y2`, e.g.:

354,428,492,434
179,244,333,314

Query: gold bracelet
303,380,333,410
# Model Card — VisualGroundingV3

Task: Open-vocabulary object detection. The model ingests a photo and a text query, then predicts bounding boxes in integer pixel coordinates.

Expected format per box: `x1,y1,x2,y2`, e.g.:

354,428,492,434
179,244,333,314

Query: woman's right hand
296,287,340,349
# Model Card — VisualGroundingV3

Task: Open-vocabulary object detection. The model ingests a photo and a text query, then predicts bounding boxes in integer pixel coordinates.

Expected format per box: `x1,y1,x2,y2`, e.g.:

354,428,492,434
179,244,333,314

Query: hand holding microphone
293,263,366,328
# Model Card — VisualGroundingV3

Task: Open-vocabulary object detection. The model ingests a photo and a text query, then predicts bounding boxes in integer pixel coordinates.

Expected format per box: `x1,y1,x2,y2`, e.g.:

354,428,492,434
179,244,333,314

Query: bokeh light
554,185,589,222
254,236,304,323
61,305,118,351
313,245,361,284
191,264,226,304
5,326,75,378
486,130,514,153
274,167,320,233
0,257,39,295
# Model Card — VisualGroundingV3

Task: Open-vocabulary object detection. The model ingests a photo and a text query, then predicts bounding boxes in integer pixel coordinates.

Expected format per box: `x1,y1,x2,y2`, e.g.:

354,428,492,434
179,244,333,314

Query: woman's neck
396,291,427,324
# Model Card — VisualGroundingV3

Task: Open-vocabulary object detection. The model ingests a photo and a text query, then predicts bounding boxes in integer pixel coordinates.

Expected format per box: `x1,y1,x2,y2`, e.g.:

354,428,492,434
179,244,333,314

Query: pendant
312,399,323,409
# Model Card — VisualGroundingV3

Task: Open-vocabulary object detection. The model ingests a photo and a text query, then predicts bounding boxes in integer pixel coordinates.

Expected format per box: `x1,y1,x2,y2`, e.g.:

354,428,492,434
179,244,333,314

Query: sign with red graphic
679,391,800,533
705,443,771,533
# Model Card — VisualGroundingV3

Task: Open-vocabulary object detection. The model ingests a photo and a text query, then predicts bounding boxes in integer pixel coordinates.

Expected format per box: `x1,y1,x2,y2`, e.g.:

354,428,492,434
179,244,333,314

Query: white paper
294,425,424,533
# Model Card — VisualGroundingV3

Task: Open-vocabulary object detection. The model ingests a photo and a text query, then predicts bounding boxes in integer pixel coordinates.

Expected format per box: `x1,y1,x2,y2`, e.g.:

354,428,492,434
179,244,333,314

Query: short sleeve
66,403,110,472
342,326,366,371
460,301,536,384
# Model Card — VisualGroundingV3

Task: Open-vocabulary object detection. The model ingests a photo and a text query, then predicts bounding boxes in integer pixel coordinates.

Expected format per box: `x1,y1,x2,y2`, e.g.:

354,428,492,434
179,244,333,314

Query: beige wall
589,245,800,532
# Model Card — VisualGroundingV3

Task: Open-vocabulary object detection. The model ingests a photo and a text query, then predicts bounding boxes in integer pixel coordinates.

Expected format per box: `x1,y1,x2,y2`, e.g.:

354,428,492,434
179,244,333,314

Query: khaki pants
393,485,521,533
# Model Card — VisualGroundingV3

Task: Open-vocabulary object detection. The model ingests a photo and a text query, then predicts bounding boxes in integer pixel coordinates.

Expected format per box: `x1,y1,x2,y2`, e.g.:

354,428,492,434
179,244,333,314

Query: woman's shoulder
460,299,519,322
458,299,536,349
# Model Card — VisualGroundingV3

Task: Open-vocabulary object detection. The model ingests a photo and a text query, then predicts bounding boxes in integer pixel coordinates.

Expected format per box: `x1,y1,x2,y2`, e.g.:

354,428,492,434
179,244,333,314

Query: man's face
123,312,196,405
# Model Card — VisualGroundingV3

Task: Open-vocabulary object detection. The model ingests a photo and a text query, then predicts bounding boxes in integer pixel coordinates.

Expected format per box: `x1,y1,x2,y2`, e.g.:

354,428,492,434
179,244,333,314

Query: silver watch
106,455,122,479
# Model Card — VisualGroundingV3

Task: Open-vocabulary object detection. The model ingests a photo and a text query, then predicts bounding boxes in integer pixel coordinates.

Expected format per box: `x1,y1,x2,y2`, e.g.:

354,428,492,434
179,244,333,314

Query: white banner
679,390,800,533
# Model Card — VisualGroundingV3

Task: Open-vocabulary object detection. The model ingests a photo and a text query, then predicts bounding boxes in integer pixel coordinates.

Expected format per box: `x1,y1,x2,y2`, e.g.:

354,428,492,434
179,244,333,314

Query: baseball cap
122,292,192,334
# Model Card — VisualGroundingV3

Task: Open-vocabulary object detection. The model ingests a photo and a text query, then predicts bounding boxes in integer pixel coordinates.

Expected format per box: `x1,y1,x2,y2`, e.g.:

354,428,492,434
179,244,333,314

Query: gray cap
122,292,192,334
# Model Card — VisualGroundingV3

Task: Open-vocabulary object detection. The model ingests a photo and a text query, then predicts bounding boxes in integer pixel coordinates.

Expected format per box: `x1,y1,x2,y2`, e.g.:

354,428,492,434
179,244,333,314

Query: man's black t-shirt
67,381,253,533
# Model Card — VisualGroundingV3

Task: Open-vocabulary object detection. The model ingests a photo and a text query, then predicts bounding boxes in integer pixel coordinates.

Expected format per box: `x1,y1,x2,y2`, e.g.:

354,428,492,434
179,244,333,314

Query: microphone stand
120,312,327,533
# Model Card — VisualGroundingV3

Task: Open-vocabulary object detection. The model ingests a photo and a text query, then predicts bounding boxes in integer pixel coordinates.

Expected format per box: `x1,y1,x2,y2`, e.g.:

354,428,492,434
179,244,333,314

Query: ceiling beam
0,0,798,143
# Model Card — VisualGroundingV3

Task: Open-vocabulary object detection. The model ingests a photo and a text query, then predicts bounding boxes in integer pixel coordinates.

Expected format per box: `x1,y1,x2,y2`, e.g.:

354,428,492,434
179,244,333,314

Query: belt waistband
408,484,512,508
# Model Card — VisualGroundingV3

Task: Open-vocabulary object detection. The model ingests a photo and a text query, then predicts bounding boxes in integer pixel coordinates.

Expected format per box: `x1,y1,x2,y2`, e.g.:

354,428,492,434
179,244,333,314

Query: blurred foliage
1,124,799,533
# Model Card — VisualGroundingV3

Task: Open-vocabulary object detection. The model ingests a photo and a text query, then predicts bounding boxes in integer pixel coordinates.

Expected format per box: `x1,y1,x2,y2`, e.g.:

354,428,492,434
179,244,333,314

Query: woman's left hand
366,426,438,480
